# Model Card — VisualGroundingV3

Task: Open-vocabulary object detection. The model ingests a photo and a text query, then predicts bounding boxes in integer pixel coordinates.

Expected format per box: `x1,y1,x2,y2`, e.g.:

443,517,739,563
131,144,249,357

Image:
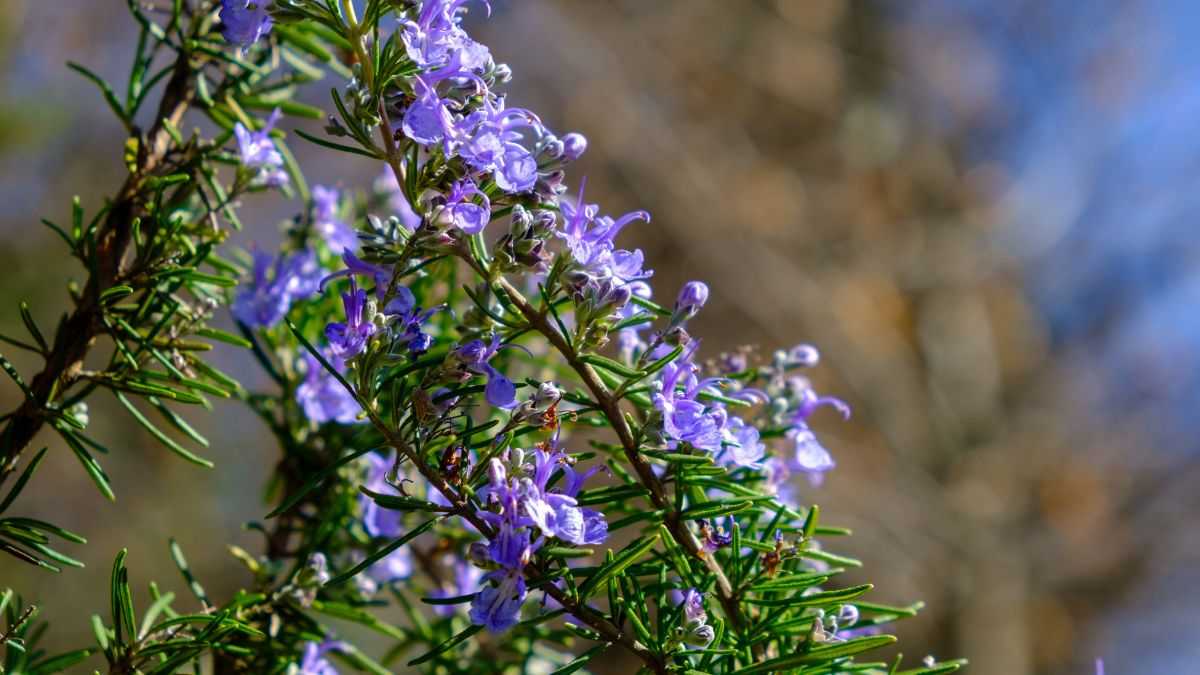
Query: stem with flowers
0,2,969,674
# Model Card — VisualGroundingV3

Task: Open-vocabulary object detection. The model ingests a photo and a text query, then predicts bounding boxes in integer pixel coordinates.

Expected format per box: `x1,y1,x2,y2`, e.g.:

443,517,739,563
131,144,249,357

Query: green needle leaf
732,635,898,674
407,624,483,667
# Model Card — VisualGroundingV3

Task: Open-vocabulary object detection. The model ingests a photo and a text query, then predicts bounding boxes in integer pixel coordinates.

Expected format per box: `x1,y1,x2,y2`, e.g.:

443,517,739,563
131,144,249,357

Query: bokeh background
3,1,1199,673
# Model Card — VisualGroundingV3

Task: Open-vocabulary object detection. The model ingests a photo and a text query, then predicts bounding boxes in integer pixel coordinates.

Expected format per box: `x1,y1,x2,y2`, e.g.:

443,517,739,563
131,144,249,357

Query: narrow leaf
115,392,213,468
0,447,48,514
327,518,438,587
732,635,898,674
57,426,115,502
578,532,661,599
407,624,483,666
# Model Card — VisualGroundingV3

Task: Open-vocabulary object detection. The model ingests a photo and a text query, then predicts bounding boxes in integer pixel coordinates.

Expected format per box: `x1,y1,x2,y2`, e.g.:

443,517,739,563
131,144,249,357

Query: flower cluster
468,442,607,631
232,248,320,328
647,338,851,508
757,345,852,495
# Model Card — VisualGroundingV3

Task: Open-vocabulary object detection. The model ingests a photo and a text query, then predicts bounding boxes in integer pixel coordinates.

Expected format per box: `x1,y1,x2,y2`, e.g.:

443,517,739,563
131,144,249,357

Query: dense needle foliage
0,2,967,673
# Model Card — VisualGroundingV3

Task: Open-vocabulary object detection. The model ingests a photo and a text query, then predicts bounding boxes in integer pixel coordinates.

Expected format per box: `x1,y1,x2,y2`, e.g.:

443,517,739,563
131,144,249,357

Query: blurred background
3,1,1199,673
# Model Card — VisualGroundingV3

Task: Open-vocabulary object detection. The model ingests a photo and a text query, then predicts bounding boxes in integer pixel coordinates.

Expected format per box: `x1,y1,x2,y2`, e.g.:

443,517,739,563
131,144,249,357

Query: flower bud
602,282,633,312
515,237,542,259
537,169,567,197
539,136,565,161
837,604,859,626
468,542,491,567
561,132,588,161
530,209,557,237
487,457,507,486
509,204,533,235
532,382,562,408
789,343,820,367
563,268,592,291
674,281,709,315
385,286,416,317
68,402,89,428
685,624,715,648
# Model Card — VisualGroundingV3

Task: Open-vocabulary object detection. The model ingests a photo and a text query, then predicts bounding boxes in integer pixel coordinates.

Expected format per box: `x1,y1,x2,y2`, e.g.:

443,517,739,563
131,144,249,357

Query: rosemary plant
0,2,968,673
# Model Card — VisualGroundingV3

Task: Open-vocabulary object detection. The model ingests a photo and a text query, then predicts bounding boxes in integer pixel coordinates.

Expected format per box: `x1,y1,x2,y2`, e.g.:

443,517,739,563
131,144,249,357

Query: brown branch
0,43,198,486
491,277,759,653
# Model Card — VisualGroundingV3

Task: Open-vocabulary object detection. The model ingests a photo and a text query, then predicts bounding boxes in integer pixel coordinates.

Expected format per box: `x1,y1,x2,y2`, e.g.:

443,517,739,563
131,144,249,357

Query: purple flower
788,343,821,367
469,443,606,633
400,0,492,71
787,425,836,485
697,519,733,554
776,373,850,485
675,281,709,315
295,353,362,425
297,640,346,675
454,334,521,408
219,1,272,47
403,84,454,146
232,248,321,328
390,294,440,356
682,589,707,628
452,101,546,194
494,146,538,193
1095,659,1105,675
457,104,540,169
661,398,726,452
480,365,514,408
558,178,652,282
792,387,851,424
721,416,765,468
360,452,404,538
486,520,534,569
470,568,526,632
674,588,715,648
522,445,608,546
561,132,587,161
321,251,393,300
233,109,287,186
401,54,489,150
653,350,730,453
325,282,377,360
436,179,491,234
312,185,357,253
827,603,877,640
